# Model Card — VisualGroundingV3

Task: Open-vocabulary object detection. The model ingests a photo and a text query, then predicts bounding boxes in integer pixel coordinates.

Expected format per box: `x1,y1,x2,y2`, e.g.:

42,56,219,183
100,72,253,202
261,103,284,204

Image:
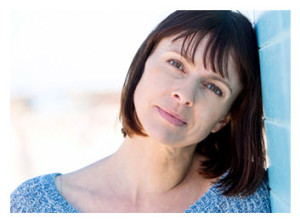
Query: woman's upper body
10,171,271,213
11,136,271,213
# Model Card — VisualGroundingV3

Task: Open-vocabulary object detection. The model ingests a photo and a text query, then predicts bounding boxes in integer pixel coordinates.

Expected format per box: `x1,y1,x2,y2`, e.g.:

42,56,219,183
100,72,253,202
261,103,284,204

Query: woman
10,10,271,213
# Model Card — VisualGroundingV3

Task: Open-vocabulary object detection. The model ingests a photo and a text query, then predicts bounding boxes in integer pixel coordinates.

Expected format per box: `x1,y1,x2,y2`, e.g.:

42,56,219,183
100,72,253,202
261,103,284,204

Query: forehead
158,35,236,73
157,33,233,76
162,35,210,62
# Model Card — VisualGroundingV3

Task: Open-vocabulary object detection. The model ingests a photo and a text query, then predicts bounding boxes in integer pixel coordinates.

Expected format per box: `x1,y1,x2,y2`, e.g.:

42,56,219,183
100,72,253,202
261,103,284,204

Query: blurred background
10,10,255,190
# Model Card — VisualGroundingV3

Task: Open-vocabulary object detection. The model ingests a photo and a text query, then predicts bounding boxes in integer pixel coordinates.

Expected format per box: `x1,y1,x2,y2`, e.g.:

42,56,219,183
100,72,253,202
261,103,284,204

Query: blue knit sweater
10,173,271,213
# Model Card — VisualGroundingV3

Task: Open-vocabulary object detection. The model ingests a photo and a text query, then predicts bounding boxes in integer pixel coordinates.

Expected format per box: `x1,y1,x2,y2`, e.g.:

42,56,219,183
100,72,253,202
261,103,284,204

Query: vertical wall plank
254,10,291,213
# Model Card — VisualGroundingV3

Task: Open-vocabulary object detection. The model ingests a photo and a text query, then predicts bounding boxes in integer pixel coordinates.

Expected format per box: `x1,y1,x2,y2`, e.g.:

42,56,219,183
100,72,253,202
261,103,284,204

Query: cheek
144,58,175,86
191,103,227,133
136,69,171,102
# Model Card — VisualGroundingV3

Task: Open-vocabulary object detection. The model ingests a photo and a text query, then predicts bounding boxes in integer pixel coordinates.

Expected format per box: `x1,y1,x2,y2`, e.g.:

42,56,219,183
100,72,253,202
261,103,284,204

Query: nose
171,85,195,107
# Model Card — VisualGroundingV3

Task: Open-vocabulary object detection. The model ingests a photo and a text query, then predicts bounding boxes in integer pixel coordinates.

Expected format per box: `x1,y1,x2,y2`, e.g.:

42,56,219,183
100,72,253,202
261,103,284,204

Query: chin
140,122,186,147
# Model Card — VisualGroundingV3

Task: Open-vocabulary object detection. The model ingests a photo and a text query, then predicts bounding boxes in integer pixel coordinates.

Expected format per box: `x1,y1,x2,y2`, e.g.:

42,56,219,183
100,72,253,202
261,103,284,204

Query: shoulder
217,177,271,213
10,173,78,213
186,175,271,213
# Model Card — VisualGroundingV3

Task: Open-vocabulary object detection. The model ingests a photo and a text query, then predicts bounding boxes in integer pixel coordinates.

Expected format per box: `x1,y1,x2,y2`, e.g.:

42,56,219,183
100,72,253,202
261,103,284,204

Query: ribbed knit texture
10,173,271,213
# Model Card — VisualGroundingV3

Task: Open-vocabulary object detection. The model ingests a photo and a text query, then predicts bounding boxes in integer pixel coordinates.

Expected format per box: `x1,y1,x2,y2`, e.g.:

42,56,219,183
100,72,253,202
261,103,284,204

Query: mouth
156,106,187,127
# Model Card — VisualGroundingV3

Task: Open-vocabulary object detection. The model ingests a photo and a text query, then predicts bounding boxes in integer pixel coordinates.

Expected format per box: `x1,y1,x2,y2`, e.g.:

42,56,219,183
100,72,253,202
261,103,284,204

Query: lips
156,106,187,126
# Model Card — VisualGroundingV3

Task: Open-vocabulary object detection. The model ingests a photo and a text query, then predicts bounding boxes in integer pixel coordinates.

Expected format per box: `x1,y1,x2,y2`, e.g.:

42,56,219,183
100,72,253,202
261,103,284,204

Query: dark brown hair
119,10,267,196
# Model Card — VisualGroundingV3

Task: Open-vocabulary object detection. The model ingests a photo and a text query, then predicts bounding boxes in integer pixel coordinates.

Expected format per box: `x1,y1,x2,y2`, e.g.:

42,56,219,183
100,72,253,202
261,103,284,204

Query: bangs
171,29,235,79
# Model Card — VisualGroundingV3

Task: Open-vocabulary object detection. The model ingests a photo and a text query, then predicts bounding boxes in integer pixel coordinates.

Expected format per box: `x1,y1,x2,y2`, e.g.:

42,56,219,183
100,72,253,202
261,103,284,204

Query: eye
206,83,223,97
168,59,184,72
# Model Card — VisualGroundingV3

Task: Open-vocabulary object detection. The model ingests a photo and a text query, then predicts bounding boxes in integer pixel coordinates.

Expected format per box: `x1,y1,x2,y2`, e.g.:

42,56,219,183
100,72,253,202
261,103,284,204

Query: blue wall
254,10,291,213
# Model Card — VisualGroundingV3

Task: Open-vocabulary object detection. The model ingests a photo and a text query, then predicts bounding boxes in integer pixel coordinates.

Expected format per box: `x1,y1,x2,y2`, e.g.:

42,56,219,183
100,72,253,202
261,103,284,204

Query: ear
211,114,231,133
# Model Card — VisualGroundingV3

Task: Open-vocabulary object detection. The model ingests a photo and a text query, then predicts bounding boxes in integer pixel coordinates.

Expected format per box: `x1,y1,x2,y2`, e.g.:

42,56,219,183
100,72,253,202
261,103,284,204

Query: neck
110,135,197,199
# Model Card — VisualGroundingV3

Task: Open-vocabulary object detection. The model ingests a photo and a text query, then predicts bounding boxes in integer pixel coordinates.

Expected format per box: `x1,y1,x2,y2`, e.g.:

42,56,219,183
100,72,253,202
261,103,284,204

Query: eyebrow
168,49,233,94
208,76,232,94
168,47,195,65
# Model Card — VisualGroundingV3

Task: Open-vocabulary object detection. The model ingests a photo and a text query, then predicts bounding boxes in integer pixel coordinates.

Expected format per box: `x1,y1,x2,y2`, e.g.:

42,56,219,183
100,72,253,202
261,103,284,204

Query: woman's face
133,35,242,148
